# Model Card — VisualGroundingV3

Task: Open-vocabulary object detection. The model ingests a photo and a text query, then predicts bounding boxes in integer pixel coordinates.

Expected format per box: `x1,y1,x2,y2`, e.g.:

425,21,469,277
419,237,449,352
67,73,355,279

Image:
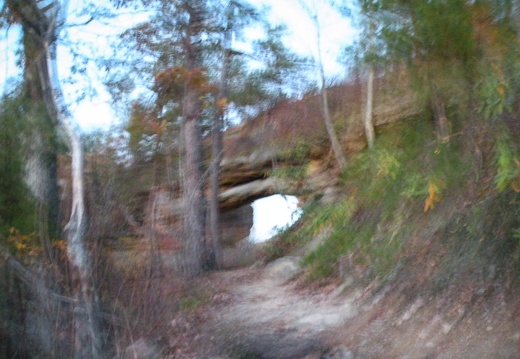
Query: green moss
177,296,204,311
494,131,520,192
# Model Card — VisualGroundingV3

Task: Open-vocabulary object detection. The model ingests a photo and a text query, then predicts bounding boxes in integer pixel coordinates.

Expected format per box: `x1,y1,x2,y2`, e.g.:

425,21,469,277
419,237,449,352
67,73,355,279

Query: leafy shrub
177,296,204,311
175,287,212,312
0,95,37,237
477,63,510,121
494,132,520,192
270,164,308,182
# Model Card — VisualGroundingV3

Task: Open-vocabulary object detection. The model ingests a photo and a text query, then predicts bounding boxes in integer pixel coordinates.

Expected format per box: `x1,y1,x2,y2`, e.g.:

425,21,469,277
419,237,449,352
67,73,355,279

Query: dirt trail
205,265,360,359
166,261,520,359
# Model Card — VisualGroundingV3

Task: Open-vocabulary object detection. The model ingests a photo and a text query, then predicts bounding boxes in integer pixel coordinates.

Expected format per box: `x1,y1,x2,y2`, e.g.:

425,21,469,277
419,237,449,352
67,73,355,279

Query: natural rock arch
143,79,419,258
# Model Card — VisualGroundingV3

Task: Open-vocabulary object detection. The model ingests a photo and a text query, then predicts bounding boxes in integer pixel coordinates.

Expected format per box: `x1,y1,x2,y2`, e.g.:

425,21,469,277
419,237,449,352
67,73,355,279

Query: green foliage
110,0,307,121
477,63,510,120
358,0,520,133
341,119,442,208
262,199,354,262
302,204,369,279
270,141,312,181
231,348,260,359
176,295,204,311
271,165,308,182
363,0,477,68
0,94,36,236
494,132,520,192
282,140,312,163
413,1,476,64
294,117,471,280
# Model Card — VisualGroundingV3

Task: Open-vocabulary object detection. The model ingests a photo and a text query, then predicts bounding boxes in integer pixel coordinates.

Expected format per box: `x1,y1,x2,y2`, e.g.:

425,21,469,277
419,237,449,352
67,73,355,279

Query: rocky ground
127,255,520,359
207,262,357,358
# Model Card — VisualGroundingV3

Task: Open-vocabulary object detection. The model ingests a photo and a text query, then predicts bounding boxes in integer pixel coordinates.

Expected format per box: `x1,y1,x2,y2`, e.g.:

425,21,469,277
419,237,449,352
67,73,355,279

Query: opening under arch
249,194,303,243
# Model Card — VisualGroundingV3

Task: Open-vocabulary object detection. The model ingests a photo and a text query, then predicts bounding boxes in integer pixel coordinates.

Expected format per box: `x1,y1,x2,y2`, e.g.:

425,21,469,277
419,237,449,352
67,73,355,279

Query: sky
248,0,356,77
250,194,303,242
1,0,356,132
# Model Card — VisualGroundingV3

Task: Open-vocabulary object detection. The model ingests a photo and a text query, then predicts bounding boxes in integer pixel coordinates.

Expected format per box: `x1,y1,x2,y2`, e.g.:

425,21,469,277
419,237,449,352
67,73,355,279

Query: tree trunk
208,99,224,270
315,19,346,171
181,2,207,275
364,20,376,149
182,99,205,275
14,2,61,263
431,89,451,142
320,86,346,171
364,64,375,149
208,4,234,270
6,1,106,357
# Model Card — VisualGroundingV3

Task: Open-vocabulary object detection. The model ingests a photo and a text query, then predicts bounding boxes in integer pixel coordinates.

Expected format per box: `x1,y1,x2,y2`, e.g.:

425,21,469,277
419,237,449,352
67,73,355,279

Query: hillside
116,77,520,358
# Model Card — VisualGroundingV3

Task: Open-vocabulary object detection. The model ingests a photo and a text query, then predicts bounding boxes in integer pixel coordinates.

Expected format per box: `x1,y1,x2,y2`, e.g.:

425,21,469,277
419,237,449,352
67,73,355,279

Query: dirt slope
163,261,520,359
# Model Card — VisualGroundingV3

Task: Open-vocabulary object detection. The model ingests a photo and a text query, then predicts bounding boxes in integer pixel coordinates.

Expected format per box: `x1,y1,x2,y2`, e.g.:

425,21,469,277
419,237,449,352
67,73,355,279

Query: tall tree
337,0,378,148
208,0,234,270
180,1,208,274
3,1,105,357
299,0,347,171
363,17,376,149
110,0,303,272
114,0,212,274
207,0,277,269
3,0,61,263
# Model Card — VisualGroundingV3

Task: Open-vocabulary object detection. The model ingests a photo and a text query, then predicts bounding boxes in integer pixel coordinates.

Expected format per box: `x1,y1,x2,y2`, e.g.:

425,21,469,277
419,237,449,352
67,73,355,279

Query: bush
494,131,520,192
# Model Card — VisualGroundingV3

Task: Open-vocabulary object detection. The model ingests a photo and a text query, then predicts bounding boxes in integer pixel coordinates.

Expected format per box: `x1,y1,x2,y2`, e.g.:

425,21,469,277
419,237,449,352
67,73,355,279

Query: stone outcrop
218,75,420,209
219,177,292,211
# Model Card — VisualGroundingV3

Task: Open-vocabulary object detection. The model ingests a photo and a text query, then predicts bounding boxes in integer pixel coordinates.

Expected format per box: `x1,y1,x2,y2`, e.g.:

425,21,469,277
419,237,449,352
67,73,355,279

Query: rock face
144,188,253,248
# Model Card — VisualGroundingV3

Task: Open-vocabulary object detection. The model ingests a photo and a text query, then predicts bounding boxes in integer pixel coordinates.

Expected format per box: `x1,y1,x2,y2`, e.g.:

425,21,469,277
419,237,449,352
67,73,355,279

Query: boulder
320,345,359,359
121,338,163,359
265,256,302,282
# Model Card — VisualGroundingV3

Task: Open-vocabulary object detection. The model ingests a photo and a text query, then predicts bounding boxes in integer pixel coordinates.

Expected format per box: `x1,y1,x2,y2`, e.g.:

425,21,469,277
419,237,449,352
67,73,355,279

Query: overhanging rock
219,177,293,211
